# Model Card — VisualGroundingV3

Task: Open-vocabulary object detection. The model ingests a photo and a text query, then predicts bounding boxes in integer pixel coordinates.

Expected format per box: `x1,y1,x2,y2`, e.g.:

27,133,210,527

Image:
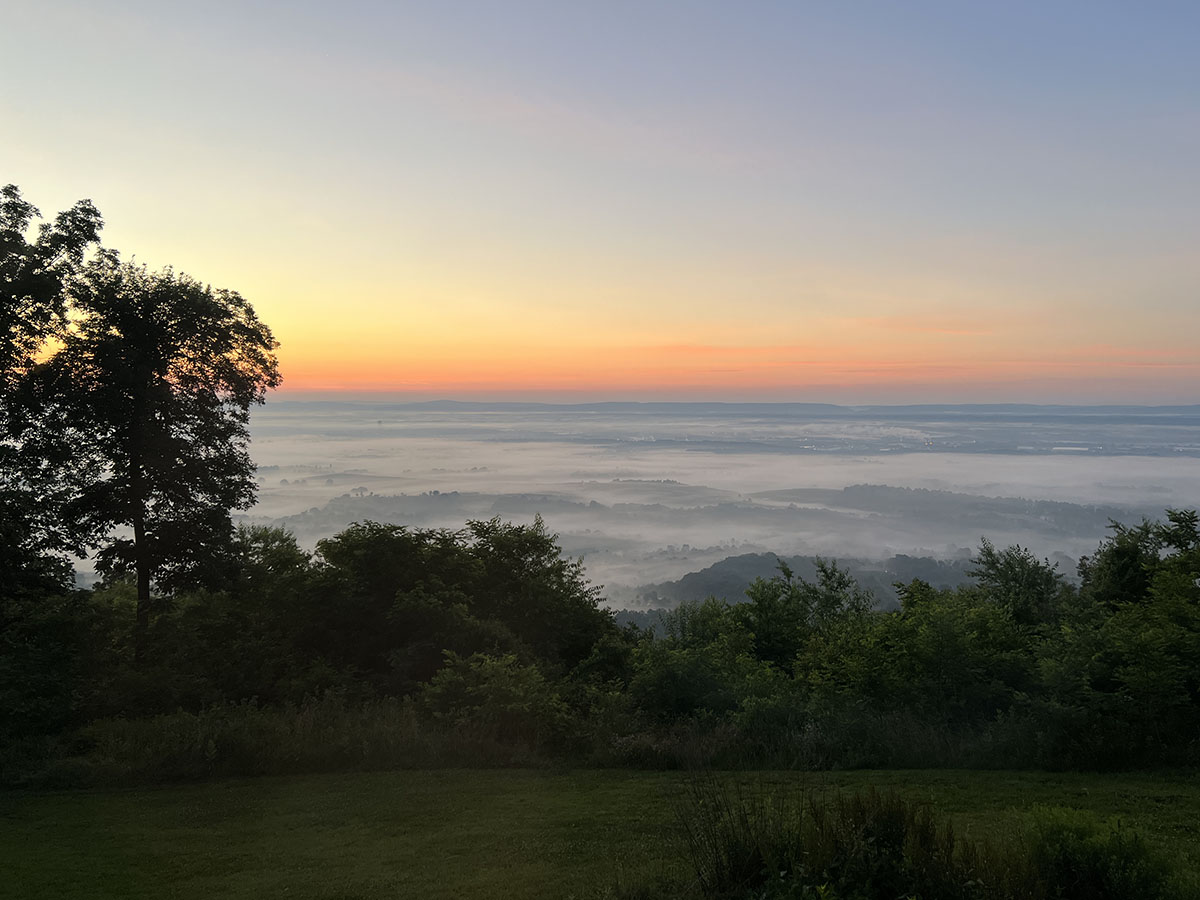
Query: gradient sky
4,1,1199,402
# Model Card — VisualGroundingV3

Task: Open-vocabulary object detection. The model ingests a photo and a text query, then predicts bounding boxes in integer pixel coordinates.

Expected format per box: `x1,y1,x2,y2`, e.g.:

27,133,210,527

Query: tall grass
10,698,1200,789
671,777,1192,899
25,694,553,788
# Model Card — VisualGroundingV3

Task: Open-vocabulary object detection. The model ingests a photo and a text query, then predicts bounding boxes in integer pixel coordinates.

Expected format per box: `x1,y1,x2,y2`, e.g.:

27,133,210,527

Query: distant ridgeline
261,483,1153,559
620,550,980,618
752,484,1148,533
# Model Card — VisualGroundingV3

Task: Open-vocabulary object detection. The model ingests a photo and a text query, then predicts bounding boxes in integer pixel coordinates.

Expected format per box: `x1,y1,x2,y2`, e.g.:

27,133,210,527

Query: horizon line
260,393,1200,412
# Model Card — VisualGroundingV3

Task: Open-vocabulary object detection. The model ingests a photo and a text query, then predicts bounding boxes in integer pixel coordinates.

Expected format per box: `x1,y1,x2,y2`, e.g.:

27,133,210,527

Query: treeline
628,511,1200,771
3,508,1199,785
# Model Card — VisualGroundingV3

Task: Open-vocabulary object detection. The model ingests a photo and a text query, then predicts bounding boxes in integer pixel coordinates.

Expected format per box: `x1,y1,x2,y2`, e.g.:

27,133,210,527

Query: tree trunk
132,507,150,663
130,408,150,664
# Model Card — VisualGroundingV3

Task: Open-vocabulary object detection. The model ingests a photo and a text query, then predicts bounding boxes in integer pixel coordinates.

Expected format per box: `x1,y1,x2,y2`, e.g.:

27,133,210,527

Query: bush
679,781,1001,899
419,651,571,748
1024,805,1179,900
596,719,743,770
667,780,1190,900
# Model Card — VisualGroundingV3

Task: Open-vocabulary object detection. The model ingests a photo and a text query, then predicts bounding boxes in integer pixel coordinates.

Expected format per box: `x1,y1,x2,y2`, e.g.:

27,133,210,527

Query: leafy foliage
420,651,570,746
1,185,104,571
0,184,102,389
2,185,281,671
1024,805,1178,900
676,779,1188,899
37,260,281,614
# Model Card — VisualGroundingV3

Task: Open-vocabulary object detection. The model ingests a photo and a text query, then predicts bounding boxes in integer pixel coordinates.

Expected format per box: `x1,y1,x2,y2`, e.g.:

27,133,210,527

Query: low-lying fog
245,400,1200,607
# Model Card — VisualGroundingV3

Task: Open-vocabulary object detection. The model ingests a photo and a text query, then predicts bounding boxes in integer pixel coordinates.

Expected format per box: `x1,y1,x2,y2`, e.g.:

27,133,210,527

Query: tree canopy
1,185,104,591
43,259,280,638
0,184,102,387
1,186,280,651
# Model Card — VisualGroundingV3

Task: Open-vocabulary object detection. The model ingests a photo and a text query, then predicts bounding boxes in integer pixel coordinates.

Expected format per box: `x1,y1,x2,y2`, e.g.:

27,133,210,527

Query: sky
3,1,1199,402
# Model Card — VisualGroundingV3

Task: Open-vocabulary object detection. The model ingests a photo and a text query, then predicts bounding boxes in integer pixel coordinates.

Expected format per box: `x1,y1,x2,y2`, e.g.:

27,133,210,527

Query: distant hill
750,484,1146,537
628,550,986,611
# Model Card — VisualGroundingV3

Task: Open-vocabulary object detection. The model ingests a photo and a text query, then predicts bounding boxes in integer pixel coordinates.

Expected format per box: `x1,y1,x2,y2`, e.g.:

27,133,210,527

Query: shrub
1024,805,1178,900
668,781,1190,900
679,781,999,899
419,651,571,748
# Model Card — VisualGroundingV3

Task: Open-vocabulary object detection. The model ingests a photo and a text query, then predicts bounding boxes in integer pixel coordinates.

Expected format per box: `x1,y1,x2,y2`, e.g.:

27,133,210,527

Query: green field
4,769,1199,899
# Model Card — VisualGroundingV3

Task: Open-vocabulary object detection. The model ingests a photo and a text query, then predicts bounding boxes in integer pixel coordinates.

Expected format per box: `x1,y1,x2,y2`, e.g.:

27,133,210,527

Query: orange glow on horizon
273,338,1200,400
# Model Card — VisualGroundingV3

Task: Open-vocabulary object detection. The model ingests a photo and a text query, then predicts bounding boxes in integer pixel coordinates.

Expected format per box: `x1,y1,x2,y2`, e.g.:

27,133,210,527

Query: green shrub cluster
665,781,1191,899
611,512,1200,771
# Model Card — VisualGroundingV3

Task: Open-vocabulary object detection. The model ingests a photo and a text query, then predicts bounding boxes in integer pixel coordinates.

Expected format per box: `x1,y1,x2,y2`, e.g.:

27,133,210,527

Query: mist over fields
245,399,1200,607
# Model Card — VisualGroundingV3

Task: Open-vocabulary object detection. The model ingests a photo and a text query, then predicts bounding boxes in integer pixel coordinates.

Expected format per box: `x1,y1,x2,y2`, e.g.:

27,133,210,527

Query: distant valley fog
245,400,1200,606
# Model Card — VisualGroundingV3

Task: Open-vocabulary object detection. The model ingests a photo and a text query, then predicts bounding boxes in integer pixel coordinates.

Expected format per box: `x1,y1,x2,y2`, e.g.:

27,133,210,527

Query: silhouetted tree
0,184,102,387
1,185,104,573
35,258,280,652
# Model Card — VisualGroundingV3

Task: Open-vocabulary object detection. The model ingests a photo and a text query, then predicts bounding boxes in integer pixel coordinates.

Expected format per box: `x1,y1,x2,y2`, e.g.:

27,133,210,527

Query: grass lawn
4,768,1199,899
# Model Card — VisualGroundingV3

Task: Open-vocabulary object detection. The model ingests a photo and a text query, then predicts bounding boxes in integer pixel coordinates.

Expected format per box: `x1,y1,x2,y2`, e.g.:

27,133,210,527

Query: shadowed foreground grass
4,769,1199,899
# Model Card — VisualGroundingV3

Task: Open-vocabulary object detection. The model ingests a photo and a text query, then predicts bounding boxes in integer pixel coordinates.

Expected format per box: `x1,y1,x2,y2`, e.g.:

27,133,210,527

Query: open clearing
4,769,1199,899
